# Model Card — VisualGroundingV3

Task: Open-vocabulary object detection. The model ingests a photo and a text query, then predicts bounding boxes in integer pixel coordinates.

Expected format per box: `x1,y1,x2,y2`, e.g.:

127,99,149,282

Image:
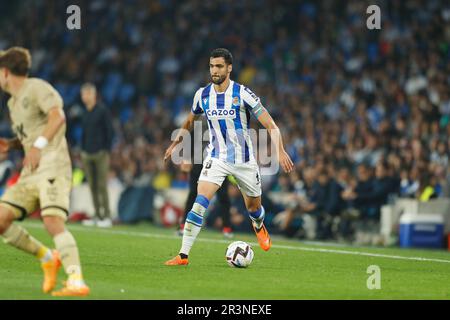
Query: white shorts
198,157,262,197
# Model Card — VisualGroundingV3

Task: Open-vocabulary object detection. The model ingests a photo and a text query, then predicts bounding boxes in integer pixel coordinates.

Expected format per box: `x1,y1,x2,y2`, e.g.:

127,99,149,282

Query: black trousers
182,163,231,229
81,150,111,220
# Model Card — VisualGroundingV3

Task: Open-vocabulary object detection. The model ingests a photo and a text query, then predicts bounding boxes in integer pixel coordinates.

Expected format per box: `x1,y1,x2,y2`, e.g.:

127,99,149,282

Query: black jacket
81,104,114,153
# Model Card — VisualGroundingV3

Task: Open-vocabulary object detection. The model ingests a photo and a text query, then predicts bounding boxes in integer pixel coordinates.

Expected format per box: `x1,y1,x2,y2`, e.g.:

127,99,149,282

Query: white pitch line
24,222,450,264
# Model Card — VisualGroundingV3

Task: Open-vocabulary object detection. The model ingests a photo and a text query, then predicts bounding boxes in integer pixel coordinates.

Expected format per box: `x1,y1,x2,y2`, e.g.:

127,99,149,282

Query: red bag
160,203,183,228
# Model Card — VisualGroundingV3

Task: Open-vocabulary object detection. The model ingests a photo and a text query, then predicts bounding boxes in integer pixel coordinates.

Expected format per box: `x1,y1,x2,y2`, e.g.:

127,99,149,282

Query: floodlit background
1,0,450,248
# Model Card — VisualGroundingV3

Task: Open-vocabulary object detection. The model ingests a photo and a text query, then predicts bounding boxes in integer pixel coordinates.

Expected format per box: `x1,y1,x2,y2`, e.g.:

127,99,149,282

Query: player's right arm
0,137,22,153
163,112,201,162
164,88,203,162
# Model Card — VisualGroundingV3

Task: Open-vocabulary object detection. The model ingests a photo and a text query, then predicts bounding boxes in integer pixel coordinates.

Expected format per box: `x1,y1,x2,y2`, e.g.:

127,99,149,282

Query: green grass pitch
0,220,449,299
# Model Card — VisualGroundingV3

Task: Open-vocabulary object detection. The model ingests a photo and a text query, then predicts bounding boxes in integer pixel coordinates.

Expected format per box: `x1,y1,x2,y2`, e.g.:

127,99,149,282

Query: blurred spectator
342,162,396,221
80,83,114,228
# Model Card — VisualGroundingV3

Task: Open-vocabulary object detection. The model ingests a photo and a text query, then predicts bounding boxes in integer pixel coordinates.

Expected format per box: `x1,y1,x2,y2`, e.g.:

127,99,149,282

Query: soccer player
0,47,90,296
164,48,294,265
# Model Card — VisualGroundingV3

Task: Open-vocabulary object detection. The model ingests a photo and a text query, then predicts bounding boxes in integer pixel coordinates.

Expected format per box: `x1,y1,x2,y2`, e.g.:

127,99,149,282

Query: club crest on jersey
206,108,236,119
232,97,240,106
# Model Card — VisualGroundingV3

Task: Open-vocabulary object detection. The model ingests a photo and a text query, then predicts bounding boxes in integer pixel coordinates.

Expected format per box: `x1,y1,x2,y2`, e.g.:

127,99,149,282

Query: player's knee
197,181,219,199
42,215,66,236
0,207,15,234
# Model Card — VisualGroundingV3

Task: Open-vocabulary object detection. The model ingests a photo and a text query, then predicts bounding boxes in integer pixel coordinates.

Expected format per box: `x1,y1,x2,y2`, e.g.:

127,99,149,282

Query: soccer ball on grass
225,241,254,268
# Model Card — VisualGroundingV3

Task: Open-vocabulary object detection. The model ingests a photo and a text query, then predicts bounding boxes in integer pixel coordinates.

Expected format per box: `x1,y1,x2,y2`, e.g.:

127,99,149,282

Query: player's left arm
256,109,294,173
24,107,66,171
38,107,67,142
24,82,65,171
242,86,293,173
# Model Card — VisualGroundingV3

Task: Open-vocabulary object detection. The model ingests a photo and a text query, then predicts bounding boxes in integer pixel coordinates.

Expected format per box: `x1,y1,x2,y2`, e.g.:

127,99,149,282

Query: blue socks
249,206,265,229
180,195,210,256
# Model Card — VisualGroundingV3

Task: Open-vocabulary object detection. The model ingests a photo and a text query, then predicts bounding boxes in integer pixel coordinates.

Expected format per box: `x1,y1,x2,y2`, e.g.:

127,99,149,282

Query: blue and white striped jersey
191,80,263,164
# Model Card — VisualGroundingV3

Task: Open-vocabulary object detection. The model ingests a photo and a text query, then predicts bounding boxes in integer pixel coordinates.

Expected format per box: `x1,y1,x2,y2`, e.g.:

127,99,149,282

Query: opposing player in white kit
164,48,293,265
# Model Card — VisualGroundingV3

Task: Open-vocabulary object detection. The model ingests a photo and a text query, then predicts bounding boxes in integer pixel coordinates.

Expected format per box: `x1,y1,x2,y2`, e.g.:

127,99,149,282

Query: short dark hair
81,82,97,93
210,48,233,65
0,47,32,76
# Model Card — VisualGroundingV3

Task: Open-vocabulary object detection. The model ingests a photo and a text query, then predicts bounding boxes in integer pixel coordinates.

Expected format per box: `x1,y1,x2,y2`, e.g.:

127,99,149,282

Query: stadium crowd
1,0,450,242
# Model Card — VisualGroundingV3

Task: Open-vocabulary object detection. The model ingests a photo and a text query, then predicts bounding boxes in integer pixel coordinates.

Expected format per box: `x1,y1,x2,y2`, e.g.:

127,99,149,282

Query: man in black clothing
80,83,114,227
342,163,394,220
305,169,341,240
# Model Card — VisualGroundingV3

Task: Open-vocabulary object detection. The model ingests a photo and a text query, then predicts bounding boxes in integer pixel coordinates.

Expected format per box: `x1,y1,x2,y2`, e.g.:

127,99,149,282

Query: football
225,241,254,268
